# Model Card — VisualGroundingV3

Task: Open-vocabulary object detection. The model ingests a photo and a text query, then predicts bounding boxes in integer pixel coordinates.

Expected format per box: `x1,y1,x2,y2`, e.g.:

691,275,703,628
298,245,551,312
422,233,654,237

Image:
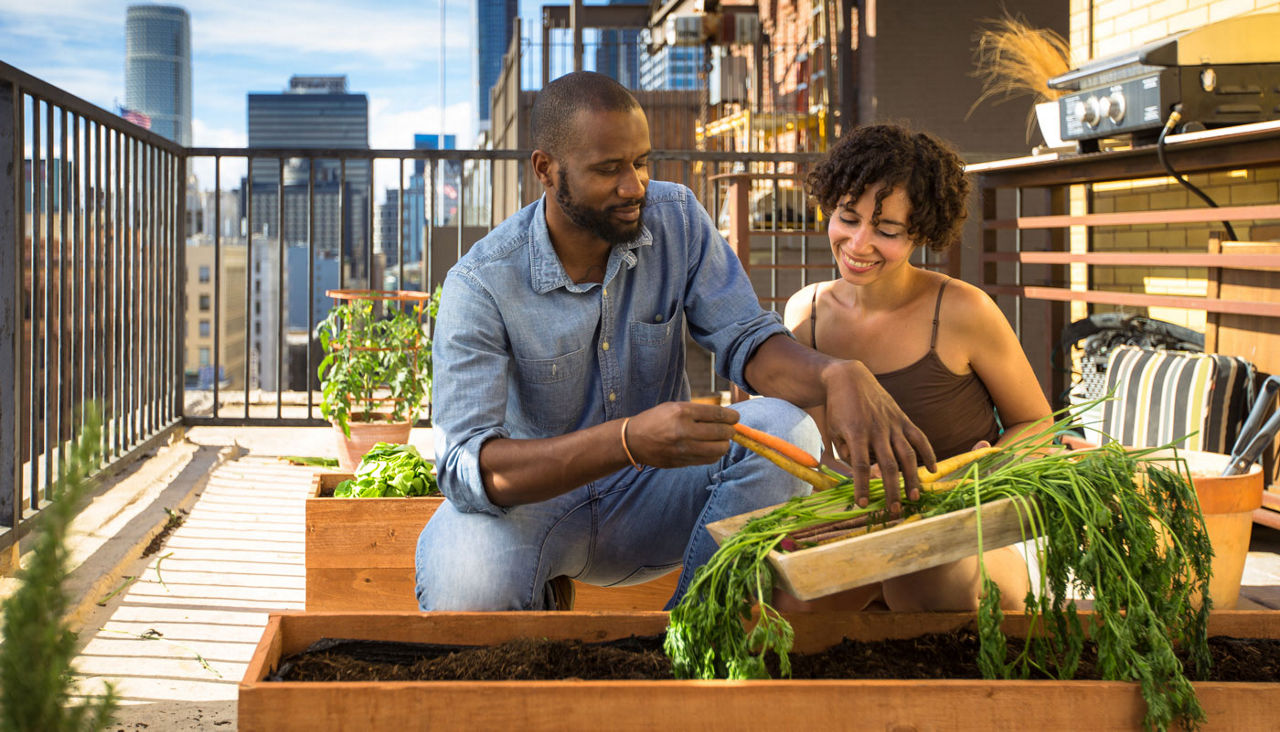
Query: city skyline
1,0,553,187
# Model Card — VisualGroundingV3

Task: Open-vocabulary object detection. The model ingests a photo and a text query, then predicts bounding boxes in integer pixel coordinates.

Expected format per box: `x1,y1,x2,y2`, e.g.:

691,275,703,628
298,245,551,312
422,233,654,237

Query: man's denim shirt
432,180,790,515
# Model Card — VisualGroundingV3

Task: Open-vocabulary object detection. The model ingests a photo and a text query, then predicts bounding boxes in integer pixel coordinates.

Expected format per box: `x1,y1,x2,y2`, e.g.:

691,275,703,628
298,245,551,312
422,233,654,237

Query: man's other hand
625,401,738,468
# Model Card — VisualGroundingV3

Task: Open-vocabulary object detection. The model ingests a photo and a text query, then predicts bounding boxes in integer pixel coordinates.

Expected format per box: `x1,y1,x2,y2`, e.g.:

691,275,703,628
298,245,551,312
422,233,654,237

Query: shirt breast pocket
514,347,590,434
629,317,679,389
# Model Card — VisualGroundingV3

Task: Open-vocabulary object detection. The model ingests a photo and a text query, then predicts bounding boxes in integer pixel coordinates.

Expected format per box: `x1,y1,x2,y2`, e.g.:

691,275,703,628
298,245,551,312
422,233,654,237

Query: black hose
1155,105,1239,241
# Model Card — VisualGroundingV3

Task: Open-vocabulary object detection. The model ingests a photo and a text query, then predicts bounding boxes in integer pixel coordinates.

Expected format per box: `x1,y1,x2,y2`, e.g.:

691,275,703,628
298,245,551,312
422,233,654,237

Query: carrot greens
664,415,1214,732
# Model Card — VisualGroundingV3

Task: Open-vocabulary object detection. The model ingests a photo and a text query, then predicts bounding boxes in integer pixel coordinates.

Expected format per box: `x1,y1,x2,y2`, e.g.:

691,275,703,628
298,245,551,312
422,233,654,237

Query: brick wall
1067,0,1280,328
1070,0,1280,64
864,0,1069,158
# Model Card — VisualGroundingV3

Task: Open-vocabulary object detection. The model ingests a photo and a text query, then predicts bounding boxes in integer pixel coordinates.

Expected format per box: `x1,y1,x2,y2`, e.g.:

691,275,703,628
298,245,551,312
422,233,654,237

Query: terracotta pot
332,418,413,471
1179,450,1265,609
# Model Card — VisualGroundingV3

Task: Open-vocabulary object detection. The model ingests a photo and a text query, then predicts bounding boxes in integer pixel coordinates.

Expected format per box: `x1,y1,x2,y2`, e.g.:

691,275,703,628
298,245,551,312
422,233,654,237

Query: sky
0,0,548,189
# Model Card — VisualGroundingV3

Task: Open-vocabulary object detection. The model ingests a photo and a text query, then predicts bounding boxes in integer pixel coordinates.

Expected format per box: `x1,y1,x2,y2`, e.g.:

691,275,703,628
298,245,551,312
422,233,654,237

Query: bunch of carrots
729,421,997,550
667,410,1214,732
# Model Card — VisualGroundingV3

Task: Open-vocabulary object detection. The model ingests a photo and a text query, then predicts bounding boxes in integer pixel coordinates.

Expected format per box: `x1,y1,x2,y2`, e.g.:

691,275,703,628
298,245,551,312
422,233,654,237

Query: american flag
120,107,151,129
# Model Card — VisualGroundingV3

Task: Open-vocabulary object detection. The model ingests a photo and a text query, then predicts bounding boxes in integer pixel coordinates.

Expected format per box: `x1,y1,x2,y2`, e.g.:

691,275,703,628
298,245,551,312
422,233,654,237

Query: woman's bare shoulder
940,277,1004,323
928,277,1013,355
783,281,824,331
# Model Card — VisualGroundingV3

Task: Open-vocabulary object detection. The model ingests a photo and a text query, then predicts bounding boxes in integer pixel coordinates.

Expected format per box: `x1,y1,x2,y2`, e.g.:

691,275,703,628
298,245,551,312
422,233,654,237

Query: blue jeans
414,397,819,610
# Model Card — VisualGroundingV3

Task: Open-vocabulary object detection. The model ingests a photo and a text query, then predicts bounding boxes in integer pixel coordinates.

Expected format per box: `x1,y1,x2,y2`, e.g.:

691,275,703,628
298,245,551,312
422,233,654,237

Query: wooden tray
706,497,1037,601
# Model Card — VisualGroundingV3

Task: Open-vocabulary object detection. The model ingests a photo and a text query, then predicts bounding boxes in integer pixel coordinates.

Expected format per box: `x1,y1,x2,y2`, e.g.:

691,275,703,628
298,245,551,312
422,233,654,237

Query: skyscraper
247,75,369,191
640,43,705,92
476,0,519,128
595,0,647,89
246,75,370,262
125,4,193,145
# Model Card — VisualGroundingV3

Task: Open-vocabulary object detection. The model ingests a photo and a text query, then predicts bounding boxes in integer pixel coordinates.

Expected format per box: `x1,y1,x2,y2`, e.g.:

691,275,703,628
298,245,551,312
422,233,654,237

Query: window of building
199,294,211,312
198,347,211,367
199,320,211,338
198,265,211,283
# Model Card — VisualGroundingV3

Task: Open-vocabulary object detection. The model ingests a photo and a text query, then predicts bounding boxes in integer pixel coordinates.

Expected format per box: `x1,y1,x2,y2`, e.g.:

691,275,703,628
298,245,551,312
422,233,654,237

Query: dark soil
141,508,187,557
269,629,1280,683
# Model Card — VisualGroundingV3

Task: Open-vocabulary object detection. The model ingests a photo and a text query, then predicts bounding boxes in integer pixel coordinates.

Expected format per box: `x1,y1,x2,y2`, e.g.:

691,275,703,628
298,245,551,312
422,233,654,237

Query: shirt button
603,288,608,297
602,342,610,351
609,392,616,402
654,314,662,322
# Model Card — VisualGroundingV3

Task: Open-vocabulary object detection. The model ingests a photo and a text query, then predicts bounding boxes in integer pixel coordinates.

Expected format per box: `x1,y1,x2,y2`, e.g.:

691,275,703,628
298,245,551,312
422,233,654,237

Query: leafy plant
316,286,440,437
333,442,439,498
1,407,118,732
665,410,1214,732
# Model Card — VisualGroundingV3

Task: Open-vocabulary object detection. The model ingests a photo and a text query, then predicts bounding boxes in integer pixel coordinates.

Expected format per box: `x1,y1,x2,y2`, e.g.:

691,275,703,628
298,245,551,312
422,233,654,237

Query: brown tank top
810,279,1000,459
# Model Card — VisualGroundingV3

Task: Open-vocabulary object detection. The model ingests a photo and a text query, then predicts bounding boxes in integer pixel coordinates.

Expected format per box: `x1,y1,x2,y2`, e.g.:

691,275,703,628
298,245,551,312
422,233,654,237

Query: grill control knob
1106,92,1126,122
1076,97,1101,128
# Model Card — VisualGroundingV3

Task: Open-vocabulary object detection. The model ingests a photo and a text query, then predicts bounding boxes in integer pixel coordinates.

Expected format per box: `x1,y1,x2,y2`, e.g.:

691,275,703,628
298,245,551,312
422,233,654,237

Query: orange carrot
732,422,819,469
731,433,840,491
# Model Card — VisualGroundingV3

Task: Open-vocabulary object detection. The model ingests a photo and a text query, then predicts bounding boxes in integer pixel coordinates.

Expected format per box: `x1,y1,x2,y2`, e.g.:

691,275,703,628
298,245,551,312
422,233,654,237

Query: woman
782,124,1051,612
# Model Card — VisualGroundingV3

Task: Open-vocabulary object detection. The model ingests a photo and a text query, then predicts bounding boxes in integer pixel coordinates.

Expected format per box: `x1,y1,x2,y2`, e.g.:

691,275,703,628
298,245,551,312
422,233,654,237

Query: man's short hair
531,71,642,159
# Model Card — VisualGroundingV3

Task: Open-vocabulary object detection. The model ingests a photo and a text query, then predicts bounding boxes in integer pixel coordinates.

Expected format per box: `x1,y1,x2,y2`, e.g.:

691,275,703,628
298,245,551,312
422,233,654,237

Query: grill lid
1049,12,1280,92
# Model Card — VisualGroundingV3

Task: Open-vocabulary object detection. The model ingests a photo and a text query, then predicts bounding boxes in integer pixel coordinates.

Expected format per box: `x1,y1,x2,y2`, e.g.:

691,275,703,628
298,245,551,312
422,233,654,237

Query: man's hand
820,360,936,512
624,401,738,468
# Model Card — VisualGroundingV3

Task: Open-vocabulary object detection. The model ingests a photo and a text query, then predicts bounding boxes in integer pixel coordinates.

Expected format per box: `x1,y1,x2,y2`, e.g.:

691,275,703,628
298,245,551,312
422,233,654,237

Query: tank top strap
809,283,820,349
929,278,950,350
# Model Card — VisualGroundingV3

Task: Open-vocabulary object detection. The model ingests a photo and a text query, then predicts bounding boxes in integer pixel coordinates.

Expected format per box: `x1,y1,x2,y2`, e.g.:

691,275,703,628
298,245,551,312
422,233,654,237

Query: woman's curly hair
806,124,969,251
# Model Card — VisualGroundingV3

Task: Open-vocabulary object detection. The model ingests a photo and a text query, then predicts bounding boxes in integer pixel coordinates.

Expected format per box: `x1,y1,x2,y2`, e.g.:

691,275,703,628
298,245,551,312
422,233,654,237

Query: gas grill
1048,12,1280,151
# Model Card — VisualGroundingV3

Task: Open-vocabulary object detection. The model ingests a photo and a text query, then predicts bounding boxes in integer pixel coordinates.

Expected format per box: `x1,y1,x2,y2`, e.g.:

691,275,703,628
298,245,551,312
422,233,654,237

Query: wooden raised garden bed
240,609,1280,731
305,472,679,611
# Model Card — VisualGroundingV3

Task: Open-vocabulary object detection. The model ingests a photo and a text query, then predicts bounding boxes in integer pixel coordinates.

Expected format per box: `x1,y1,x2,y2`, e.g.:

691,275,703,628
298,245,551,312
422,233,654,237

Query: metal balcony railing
2,61,838,553
2,61,186,554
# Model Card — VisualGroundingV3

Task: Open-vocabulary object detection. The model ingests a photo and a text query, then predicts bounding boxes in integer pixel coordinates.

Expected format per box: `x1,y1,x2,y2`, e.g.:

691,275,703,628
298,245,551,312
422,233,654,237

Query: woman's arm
951,283,1053,446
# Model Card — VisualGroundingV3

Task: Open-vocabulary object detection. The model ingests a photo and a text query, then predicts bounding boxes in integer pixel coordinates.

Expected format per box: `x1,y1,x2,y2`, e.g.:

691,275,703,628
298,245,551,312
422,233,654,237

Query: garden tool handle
1230,377,1280,456
1221,376,1280,476
1223,398,1280,476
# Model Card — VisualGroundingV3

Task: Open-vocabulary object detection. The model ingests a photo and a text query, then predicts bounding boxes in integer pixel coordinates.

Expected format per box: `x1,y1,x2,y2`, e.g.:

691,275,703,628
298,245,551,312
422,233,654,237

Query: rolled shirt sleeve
430,271,513,515
674,185,792,392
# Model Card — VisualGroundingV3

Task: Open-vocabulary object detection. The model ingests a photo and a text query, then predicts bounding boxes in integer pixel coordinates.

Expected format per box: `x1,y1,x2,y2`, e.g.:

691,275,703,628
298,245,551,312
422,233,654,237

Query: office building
246,76,370,267
374,186,424,271
476,0,519,127
125,4,192,145
596,0,647,88
640,41,704,91
247,75,369,190
184,242,247,391
415,133,460,228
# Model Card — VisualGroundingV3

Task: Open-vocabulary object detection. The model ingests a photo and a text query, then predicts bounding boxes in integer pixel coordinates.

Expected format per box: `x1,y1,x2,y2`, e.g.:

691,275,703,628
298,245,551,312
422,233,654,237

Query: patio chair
1095,344,1256,453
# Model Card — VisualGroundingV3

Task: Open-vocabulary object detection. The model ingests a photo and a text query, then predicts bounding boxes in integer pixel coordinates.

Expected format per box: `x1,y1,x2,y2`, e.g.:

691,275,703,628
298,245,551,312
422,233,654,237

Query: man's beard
555,169,645,245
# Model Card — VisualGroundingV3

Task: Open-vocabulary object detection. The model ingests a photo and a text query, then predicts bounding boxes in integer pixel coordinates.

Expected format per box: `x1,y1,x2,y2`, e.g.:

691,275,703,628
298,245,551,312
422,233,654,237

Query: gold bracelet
620,417,642,471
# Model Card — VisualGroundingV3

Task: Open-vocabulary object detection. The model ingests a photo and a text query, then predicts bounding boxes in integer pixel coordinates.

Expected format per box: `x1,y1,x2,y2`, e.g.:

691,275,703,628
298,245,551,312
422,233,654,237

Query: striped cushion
1100,345,1255,453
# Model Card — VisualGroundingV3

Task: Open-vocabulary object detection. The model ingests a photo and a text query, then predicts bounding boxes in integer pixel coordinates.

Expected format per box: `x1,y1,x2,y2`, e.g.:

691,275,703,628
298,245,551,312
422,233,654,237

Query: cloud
189,118,248,190
369,98,476,198
188,0,476,69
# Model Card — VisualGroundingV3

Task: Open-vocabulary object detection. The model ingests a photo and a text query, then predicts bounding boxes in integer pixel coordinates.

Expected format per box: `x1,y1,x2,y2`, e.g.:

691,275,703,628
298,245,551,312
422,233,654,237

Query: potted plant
316,287,440,471
970,14,1071,147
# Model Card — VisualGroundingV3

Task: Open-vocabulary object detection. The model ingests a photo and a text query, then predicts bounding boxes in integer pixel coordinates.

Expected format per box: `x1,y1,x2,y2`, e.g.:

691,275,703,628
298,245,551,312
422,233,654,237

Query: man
415,71,933,611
